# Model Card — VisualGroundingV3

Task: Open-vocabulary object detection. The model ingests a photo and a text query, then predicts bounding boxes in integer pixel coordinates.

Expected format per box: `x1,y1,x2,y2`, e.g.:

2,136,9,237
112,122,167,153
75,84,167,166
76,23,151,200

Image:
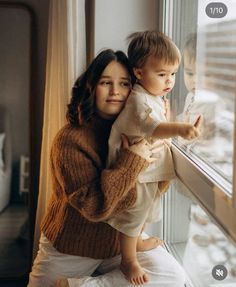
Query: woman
28,49,186,287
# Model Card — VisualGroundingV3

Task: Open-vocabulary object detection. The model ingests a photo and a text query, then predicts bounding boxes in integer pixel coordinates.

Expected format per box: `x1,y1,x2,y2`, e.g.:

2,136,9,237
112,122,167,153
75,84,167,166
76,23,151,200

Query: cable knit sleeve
51,127,148,222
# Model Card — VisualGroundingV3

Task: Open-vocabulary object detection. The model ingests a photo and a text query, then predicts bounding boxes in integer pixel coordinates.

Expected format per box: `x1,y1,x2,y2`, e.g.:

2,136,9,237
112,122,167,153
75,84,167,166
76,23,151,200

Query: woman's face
95,61,131,119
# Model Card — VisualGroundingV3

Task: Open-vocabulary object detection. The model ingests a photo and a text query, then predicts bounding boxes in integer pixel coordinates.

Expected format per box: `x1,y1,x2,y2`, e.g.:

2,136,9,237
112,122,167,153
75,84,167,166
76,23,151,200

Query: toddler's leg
120,233,148,285
136,224,163,252
136,235,163,252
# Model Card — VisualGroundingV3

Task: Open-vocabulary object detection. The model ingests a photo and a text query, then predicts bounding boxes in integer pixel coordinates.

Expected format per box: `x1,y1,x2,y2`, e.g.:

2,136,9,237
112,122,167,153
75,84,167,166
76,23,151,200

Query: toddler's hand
121,134,157,163
180,115,202,140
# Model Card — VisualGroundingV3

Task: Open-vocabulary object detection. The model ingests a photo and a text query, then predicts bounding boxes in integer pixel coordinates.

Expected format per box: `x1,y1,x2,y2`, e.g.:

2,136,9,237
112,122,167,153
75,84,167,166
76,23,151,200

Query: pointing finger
194,115,203,128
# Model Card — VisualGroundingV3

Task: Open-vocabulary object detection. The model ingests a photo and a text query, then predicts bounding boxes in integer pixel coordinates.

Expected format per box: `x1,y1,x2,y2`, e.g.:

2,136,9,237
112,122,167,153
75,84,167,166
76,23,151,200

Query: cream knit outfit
107,84,176,237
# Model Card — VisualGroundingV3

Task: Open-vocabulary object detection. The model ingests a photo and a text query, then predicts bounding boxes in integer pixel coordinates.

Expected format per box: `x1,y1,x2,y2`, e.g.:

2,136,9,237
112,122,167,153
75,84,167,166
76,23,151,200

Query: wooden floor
0,203,30,285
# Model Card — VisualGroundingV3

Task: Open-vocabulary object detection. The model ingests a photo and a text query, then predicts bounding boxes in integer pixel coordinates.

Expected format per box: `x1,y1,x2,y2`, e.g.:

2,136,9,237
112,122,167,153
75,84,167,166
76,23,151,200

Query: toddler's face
183,54,196,94
134,56,179,96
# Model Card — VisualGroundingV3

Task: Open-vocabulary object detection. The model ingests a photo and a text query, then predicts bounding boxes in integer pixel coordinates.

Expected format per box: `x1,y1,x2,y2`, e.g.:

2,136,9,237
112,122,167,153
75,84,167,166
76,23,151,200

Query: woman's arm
52,136,148,222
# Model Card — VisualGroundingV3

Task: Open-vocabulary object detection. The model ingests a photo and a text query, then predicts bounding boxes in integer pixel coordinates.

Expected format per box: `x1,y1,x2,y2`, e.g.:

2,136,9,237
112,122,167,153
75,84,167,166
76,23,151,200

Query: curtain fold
33,0,86,258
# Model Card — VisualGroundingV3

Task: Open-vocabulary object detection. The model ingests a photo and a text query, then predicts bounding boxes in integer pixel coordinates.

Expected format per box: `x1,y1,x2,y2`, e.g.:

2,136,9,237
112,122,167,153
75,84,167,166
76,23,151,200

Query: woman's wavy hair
67,49,135,126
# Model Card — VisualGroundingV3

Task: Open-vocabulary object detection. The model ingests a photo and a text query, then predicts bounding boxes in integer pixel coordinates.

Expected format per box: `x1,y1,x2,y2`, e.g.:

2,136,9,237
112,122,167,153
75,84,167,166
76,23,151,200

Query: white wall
94,0,158,54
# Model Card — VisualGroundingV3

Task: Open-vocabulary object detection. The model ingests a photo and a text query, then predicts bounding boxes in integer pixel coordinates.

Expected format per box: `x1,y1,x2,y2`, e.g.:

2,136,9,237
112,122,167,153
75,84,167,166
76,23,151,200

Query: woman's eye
121,82,131,87
100,81,111,85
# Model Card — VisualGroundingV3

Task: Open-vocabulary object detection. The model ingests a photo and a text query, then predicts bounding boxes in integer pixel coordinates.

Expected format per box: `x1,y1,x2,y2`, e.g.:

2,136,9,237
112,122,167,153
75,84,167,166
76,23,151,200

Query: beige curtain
33,0,86,257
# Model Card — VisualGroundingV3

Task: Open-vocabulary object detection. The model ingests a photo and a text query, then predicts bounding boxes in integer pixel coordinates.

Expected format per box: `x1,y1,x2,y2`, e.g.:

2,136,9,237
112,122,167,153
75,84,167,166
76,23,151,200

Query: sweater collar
87,114,115,133
89,114,115,130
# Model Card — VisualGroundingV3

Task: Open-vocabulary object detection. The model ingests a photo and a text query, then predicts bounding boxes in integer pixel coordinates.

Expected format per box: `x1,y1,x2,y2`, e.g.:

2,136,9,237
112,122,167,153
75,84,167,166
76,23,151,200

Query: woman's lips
106,99,124,103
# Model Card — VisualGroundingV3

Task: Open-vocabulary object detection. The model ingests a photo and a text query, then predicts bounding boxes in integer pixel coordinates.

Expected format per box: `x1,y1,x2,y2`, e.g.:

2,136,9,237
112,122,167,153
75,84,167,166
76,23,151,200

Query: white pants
28,234,186,287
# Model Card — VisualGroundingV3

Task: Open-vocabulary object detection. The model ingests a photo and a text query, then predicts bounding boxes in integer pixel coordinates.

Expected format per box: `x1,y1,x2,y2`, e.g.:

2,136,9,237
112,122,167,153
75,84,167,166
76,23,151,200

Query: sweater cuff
116,148,149,177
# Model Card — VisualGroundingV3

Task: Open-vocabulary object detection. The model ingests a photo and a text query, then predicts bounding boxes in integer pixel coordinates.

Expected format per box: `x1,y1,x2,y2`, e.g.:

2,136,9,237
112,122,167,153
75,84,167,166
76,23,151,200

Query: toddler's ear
133,68,142,80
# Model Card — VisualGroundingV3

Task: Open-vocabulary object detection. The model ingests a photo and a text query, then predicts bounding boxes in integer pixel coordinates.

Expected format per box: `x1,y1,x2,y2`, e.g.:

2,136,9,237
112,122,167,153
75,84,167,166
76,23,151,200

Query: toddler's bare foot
55,278,69,287
137,236,163,252
120,258,149,285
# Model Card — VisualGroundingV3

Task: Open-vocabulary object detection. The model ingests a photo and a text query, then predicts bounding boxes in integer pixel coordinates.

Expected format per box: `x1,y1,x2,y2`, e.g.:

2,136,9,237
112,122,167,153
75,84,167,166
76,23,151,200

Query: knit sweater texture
41,115,148,259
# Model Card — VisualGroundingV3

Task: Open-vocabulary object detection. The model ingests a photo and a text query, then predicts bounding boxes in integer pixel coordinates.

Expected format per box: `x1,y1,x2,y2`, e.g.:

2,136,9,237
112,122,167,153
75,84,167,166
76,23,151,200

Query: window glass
170,0,236,194
164,180,236,286
162,1,236,284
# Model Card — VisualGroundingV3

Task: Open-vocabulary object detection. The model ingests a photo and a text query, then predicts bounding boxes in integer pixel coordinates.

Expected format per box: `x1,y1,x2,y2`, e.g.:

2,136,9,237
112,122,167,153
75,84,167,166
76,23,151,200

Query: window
158,0,236,285
164,179,236,286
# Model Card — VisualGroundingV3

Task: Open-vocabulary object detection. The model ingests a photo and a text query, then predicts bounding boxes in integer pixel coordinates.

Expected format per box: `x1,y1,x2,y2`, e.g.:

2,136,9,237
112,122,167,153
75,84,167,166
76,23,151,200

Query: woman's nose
110,84,120,95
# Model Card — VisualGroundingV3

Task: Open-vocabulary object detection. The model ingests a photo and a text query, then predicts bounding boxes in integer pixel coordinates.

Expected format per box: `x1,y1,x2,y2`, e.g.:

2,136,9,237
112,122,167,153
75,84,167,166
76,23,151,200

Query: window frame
160,0,236,244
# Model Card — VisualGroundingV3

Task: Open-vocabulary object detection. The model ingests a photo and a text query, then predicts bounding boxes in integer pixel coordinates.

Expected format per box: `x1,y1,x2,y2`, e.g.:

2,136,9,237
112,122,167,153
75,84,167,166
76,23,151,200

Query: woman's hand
121,134,157,163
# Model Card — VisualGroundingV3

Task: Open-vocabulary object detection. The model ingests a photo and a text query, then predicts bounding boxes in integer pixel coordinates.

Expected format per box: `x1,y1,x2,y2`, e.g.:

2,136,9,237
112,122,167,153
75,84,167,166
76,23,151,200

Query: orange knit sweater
41,115,148,259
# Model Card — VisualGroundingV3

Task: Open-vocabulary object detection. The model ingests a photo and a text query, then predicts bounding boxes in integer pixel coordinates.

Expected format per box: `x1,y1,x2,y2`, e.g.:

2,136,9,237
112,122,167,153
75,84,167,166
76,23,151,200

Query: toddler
107,31,202,285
